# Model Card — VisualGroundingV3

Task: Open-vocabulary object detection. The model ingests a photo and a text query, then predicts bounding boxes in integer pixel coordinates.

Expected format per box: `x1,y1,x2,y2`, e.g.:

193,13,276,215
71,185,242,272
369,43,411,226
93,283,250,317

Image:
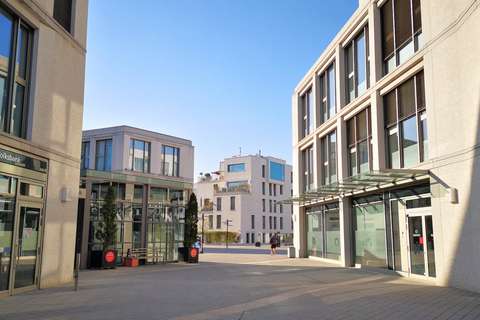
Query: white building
289,0,480,292
195,155,293,244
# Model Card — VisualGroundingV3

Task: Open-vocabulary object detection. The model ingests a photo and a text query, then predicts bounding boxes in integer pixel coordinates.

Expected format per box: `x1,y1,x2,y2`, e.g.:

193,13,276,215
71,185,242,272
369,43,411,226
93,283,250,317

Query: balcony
214,184,251,195
200,205,214,212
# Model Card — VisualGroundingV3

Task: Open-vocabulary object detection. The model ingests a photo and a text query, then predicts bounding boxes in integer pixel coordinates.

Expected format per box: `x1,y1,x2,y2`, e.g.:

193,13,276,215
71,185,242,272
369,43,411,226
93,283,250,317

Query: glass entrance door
12,203,42,294
406,214,435,278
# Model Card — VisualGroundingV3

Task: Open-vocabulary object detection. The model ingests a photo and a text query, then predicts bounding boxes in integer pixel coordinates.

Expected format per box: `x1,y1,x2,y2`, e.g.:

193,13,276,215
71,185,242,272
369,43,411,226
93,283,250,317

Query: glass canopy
276,169,429,205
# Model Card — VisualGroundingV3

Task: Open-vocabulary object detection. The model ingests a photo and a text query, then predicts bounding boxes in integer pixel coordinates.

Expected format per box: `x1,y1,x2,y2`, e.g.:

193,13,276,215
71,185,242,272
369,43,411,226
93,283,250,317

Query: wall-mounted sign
0,148,47,173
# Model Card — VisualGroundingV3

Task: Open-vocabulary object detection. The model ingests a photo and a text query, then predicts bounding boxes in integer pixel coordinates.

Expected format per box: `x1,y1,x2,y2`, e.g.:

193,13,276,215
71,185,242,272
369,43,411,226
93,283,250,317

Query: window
273,185,276,197
208,215,213,229
262,216,266,229
280,185,283,195
217,197,222,211
269,183,272,196
302,146,314,192
0,7,31,138
385,71,427,168
262,182,265,195
347,108,372,176
280,204,283,214
251,215,255,229
346,26,369,104
269,200,272,213
274,217,277,230
270,162,285,181
230,196,235,210
246,233,250,244
95,139,112,171
216,215,221,229
301,89,313,139
161,145,179,177
319,63,336,124
262,165,265,178
280,217,283,230
322,132,337,185
269,216,272,229
274,202,277,213
262,199,265,212
53,0,72,33
381,0,422,74
81,141,90,169
227,163,245,172
129,139,150,173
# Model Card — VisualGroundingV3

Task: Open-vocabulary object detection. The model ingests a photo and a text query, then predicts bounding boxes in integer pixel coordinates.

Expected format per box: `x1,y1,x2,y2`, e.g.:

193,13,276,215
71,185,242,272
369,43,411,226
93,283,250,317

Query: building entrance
391,197,435,278
0,202,43,297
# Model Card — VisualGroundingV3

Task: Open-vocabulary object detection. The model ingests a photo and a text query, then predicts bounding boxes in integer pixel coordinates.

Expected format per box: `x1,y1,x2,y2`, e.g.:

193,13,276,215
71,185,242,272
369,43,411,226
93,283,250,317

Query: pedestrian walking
269,233,278,255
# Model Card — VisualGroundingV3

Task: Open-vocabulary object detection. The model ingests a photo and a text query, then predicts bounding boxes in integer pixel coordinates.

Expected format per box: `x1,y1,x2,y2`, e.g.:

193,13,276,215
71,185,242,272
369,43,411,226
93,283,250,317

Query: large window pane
325,208,340,260
354,202,386,267
11,83,25,137
388,128,400,169
329,133,337,183
328,66,335,117
358,140,369,173
356,32,366,95
402,116,419,167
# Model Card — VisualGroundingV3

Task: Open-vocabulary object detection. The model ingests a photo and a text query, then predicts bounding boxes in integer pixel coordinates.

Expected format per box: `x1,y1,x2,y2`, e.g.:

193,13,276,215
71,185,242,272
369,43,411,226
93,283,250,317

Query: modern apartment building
0,0,88,298
195,155,293,245
77,125,194,268
289,0,480,292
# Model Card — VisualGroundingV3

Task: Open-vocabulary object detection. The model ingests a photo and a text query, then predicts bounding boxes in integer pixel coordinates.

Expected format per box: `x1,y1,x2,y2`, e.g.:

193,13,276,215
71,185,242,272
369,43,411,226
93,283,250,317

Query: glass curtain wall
353,196,386,268
306,203,340,260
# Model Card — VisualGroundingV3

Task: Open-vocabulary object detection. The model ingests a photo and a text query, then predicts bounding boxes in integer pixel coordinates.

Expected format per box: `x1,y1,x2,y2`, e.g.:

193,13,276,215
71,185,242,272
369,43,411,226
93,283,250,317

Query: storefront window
354,199,386,268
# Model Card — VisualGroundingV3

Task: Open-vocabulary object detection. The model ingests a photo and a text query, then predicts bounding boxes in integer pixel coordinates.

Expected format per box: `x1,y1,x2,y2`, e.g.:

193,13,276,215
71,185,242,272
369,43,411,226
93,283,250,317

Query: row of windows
262,182,284,197
302,71,427,191
300,0,423,139
81,139,180,177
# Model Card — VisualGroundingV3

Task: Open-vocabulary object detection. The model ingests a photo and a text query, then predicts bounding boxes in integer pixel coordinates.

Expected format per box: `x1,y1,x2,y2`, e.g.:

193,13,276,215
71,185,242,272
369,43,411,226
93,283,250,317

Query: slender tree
95,185,118,251
184,193,198,248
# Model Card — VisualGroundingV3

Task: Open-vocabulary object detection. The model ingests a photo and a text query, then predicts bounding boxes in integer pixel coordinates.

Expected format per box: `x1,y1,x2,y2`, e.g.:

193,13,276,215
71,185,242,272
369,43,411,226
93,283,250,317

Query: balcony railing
214,184,251,195
200,205,214,212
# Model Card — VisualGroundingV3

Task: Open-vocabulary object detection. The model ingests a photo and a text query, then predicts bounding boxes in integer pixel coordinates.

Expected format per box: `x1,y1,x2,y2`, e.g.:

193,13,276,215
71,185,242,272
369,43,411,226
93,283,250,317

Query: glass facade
86,180,189,265
306,203,340,260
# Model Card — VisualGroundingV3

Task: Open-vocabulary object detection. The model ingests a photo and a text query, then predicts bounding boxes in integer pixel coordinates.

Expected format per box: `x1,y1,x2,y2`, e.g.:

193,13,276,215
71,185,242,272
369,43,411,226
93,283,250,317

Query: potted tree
90,185,118,269
178,193,199,263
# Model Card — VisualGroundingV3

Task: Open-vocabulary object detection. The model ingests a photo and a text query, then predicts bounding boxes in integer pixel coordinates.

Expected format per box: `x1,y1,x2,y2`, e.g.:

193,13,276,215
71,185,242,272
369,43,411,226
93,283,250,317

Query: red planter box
124,258,138,267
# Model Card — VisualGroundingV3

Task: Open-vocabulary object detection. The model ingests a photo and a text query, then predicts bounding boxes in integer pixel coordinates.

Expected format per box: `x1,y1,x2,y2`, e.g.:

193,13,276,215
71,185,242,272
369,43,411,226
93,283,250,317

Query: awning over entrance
275,169,429,205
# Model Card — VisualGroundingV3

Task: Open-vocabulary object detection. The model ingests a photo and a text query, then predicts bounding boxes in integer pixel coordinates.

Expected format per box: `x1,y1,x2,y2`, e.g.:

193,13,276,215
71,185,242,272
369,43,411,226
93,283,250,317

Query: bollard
74,253,80,291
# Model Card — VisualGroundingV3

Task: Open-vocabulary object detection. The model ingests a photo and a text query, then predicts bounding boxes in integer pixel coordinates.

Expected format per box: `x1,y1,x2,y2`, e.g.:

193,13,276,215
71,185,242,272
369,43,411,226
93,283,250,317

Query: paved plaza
1,245,480,320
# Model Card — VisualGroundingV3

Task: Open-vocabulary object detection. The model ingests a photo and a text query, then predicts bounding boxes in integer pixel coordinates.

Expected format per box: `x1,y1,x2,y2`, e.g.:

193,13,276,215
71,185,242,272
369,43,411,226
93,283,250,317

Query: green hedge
201,231,239,244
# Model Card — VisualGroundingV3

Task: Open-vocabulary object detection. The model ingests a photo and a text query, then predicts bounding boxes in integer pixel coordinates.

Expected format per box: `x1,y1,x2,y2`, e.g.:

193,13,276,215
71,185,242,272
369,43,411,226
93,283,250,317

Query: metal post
201,214,204,253
74,252,80,291
226,221,229,249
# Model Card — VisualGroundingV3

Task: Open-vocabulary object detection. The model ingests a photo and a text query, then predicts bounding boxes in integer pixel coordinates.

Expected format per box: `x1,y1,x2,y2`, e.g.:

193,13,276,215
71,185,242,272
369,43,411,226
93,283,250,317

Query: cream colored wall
422,0,480,291
2,0,88,289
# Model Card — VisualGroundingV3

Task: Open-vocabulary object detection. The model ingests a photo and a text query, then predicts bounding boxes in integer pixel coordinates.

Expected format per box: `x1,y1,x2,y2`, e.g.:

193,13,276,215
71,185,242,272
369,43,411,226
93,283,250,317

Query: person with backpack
269,233,278,255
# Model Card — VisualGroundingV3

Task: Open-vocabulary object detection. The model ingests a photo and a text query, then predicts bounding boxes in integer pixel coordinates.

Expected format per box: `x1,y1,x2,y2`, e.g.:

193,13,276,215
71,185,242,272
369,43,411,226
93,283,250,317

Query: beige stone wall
2,0,88,289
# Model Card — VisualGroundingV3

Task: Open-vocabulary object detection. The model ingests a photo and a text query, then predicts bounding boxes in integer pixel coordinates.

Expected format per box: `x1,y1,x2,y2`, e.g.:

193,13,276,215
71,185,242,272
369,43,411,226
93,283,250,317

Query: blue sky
83,0,359,179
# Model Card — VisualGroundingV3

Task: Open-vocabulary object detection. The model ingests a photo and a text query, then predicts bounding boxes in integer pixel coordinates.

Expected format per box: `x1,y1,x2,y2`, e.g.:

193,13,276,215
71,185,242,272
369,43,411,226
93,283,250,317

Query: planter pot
255,242,261,247
90,250,117,269
124,257,138,267
178,247,199,263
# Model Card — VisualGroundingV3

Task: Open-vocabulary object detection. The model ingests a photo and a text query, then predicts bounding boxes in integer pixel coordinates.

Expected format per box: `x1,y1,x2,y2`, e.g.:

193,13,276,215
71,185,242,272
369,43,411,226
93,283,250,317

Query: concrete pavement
1,245,480,319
